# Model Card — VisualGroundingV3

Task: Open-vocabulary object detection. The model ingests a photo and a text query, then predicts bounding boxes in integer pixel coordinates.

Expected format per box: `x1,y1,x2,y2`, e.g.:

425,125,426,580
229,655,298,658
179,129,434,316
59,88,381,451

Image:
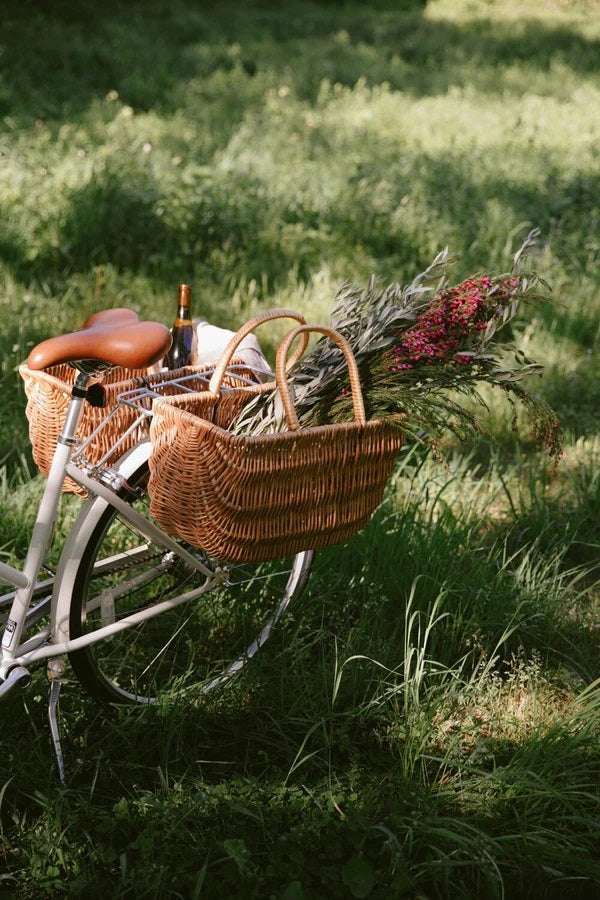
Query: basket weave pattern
148,322,403,562
20,363,147,494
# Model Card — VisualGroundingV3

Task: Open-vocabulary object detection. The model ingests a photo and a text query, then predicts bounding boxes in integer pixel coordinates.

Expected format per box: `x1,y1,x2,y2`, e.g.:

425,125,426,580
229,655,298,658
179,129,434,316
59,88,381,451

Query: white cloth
192,320,272,381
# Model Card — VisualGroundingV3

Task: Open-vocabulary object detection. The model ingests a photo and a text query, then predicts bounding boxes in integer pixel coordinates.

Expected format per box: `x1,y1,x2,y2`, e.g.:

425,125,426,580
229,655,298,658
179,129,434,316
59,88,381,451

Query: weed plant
0,1,599,897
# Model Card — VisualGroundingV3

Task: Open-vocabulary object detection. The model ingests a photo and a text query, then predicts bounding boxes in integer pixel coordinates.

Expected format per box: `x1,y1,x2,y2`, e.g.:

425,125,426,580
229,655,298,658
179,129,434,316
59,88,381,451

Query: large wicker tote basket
148,320,404,563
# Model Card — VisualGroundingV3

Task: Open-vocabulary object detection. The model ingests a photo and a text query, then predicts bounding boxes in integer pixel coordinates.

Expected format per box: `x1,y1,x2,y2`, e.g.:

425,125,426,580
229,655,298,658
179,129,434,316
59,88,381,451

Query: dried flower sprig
231,231,562,465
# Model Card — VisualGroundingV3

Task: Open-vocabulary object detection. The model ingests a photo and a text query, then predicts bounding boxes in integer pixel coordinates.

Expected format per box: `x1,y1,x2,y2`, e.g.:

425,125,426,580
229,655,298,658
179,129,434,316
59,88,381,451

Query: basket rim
19,362,75,393
19,362,150,395
150,390,404,446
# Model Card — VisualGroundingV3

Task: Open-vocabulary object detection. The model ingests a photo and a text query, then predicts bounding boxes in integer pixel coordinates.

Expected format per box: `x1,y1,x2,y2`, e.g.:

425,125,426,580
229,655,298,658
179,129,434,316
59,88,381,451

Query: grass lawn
0,1,598,897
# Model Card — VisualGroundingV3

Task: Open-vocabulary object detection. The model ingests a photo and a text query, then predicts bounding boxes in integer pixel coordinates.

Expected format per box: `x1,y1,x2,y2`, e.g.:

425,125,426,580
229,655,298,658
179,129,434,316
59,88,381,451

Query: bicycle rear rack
69,363,270,477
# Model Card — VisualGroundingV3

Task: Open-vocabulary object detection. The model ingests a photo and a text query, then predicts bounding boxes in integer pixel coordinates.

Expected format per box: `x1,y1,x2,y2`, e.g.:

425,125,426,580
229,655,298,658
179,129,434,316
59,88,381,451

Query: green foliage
0,1,599,898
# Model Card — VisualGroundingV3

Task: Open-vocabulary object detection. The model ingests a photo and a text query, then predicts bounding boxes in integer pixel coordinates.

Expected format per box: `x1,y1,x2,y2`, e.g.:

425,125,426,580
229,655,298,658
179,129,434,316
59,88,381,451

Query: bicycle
0,307,313,781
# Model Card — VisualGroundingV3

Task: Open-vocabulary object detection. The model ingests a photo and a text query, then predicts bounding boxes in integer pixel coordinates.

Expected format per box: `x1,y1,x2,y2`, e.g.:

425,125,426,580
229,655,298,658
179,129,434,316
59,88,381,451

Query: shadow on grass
1,0,597,124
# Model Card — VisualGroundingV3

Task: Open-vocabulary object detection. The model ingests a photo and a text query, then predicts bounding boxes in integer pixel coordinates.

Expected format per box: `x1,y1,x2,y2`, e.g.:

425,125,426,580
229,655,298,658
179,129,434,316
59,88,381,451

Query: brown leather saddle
27,308,172,372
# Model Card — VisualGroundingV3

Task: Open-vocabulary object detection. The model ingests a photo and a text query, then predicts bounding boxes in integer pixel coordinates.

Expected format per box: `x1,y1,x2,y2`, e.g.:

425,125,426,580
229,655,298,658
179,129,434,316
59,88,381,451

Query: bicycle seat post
61,370,92,446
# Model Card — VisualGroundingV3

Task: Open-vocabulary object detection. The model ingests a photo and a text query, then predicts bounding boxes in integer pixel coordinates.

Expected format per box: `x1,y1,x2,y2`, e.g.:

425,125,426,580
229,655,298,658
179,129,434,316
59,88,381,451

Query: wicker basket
148,322,404,563
19,361,258,496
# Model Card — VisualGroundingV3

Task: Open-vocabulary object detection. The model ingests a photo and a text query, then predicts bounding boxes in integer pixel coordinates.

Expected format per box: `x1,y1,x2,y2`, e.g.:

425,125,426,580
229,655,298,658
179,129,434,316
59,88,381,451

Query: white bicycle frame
0,371,217,695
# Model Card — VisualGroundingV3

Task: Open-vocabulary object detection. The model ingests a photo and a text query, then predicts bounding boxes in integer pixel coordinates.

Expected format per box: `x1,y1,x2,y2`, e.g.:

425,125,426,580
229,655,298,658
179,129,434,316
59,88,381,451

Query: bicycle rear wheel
67,462,312,704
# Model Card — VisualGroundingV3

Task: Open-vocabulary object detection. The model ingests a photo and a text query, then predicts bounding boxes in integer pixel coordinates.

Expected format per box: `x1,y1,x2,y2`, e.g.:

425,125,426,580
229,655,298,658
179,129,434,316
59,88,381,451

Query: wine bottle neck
176,282,192,321
175,303,192,321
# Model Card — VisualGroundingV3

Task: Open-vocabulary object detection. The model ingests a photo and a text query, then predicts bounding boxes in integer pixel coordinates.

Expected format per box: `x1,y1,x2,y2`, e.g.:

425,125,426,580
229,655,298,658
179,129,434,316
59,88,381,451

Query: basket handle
275,324,366,431
208,308,308,395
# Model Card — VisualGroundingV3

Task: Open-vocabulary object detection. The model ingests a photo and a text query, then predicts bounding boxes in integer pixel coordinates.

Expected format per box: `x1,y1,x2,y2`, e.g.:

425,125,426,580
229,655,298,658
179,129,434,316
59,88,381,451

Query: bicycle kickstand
47,659,67,785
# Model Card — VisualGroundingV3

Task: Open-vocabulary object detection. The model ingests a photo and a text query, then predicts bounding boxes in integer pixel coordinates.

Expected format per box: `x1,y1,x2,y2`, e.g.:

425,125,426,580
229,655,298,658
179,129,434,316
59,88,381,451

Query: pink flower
387,276,518,373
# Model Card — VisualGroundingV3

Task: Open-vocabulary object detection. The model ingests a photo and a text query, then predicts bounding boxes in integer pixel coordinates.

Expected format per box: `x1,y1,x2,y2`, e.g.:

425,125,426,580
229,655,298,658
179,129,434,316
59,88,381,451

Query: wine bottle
166,283,195,369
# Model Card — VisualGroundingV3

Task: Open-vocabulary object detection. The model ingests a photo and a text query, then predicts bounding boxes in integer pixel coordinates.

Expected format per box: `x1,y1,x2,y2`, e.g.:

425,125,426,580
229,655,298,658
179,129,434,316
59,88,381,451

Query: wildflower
387,276,521,373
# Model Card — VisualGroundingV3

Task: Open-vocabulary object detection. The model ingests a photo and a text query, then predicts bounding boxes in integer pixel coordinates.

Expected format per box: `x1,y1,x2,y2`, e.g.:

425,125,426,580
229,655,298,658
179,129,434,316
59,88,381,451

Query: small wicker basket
148,320,404,563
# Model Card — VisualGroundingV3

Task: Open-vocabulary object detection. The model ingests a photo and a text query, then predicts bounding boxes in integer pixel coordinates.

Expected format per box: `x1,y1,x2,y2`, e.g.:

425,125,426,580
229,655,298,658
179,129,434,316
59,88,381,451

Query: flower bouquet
231,230,562,466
